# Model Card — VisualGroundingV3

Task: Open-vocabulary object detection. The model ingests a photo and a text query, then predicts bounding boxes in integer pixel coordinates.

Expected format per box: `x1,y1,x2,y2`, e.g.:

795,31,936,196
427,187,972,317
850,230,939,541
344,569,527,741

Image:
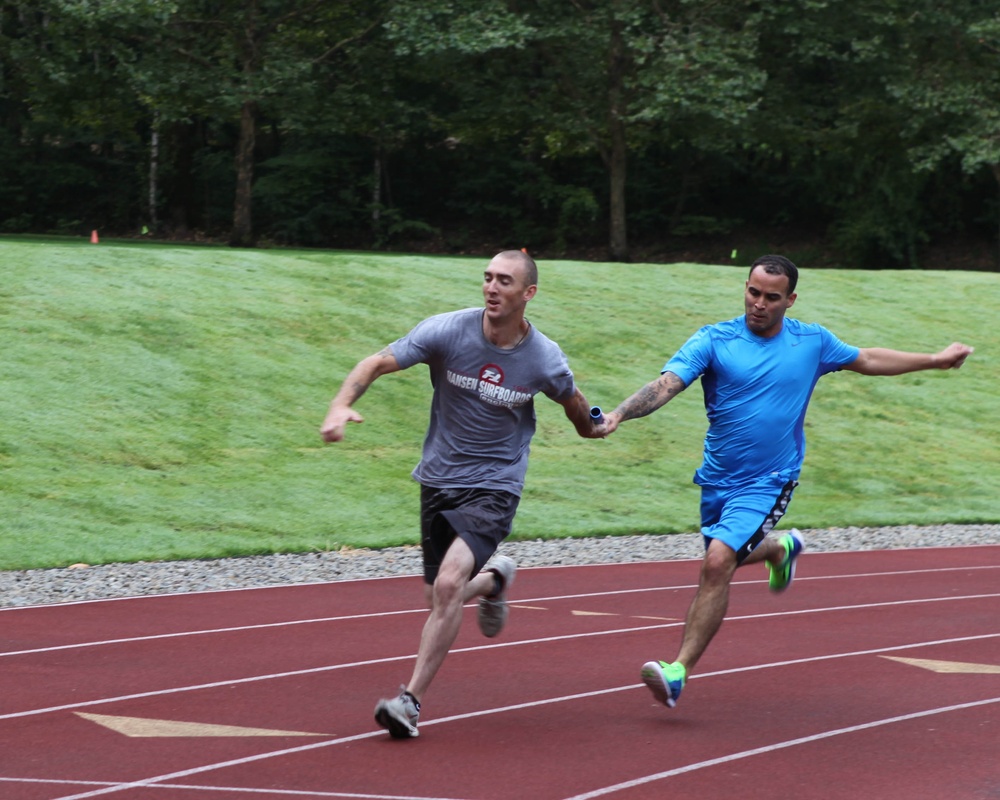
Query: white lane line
0,607,429,659
33,633,1000,800
0,573,411,613
3,541,996,615
44,727,416,800
0,775,465,799
559,695,1000,800
2,616,997,725
3,563,997,659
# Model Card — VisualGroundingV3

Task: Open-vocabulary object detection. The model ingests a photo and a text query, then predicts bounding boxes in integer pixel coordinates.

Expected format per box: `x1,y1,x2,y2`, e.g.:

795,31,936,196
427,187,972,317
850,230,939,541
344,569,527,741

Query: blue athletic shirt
662,316,859,489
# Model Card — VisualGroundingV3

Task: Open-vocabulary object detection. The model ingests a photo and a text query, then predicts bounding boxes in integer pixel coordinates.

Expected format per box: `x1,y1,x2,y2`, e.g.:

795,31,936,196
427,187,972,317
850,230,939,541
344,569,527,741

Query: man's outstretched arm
845,342,973,377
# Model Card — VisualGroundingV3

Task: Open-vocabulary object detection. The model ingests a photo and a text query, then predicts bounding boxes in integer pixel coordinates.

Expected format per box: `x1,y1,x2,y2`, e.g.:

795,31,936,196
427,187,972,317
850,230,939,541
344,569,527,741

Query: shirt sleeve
387,313,451,370
545,367,576,402
662,325,715,387
819,328,860,373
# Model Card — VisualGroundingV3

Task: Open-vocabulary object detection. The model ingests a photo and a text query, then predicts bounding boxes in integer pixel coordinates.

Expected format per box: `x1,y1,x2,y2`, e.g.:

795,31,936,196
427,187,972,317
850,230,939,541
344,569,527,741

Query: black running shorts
419,485,520,584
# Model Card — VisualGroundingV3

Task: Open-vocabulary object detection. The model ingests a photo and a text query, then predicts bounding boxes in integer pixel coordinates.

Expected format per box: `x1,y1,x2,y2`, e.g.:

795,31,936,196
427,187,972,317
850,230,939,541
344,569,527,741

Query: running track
1,545,998,800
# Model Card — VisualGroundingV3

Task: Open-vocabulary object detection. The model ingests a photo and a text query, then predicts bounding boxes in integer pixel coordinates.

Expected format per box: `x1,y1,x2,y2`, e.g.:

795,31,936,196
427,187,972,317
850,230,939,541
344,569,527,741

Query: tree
140,0,384,246
886,3,1000,267
0,0,165,233
0,0,385,244
386,0,765,260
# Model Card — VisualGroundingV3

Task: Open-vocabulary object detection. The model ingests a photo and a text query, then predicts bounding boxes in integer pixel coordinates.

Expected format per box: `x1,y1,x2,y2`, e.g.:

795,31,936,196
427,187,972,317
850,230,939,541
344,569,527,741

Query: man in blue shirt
599,254,973,710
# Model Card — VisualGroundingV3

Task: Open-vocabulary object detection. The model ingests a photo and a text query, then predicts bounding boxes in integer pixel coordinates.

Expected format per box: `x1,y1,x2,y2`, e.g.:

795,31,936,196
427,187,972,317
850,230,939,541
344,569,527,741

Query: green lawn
1,236,996,570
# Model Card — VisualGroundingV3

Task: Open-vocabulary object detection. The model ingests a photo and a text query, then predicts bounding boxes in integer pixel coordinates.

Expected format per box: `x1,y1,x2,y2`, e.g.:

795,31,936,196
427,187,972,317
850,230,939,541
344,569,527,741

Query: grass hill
1,237,996,569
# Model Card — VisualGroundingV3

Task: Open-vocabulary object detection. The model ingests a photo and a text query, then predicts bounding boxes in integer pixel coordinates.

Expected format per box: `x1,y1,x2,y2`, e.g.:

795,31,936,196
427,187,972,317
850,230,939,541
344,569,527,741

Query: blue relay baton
590,406,605,425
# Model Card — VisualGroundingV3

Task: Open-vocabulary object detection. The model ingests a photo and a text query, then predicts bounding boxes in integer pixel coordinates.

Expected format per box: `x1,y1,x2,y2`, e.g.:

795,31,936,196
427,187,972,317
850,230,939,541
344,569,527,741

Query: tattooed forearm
344,379,370,405
335,347,396,406
615,372,685,421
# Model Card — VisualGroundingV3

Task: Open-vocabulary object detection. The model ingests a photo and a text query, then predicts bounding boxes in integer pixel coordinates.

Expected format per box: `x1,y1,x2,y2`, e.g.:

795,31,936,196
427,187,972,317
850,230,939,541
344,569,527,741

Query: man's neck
483,312,528,349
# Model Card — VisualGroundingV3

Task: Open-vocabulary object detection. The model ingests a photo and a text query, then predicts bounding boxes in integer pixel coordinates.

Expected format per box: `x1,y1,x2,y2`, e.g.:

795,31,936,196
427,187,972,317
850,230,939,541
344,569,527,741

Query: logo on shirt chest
480,364,504,384
446,364,532,409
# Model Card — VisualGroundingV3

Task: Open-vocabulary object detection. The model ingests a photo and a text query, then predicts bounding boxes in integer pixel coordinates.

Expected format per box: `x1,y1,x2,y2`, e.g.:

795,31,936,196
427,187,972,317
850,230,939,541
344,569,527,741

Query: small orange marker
90,230,99,244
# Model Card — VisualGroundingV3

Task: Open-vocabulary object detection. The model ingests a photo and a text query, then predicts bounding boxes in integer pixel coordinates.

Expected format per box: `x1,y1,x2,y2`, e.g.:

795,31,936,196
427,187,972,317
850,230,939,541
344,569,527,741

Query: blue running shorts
699,473,799,564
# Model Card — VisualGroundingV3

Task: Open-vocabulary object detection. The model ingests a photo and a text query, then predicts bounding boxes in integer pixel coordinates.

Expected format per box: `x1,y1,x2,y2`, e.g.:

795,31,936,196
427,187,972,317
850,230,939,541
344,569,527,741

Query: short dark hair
497,249,538,287
750,254,798,294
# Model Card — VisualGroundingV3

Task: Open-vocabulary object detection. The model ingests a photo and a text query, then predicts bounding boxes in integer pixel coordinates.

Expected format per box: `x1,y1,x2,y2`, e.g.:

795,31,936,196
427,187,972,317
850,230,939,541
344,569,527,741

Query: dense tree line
1,0,998,267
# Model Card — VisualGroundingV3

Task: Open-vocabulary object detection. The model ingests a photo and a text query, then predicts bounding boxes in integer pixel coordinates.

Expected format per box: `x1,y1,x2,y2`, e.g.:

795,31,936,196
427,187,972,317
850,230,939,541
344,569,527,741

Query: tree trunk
607,11,629,262
230,100,257,247
148,112,159,232
668,158,696,233
165,120,197,236
372,149,382,225
993,163,1000,270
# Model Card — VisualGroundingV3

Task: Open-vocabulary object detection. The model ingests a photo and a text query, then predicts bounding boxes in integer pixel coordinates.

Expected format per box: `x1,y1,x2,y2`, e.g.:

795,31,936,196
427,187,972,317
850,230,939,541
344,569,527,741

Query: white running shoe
374,686,420,738
477,555,516,638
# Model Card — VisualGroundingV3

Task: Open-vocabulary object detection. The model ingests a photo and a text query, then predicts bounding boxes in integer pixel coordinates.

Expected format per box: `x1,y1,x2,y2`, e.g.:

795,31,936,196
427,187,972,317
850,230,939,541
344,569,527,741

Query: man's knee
433,569,468,603
432,548,474,607
702,541,738,584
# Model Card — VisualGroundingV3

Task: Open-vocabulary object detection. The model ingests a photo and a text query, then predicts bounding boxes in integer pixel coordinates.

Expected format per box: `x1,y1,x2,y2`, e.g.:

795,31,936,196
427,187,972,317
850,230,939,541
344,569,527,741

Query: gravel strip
2,524,998,608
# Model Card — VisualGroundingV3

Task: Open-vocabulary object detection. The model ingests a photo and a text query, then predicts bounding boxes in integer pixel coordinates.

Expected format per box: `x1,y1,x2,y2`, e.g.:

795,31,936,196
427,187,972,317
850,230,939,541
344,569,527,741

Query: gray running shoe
478,555,516,638
374,687,420,738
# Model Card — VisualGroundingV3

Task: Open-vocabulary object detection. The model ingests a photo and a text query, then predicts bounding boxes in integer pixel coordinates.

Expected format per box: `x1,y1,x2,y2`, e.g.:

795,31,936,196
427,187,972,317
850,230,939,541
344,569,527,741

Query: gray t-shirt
389,307,576,495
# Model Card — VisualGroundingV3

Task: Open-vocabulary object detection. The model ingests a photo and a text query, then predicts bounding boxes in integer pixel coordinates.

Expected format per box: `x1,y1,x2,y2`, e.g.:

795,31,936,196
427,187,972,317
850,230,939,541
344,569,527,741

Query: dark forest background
2,1,999,269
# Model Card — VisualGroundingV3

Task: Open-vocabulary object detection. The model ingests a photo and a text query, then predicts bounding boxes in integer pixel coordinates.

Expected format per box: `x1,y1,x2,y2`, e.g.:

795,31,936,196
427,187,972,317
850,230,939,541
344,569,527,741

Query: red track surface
1,545,998,800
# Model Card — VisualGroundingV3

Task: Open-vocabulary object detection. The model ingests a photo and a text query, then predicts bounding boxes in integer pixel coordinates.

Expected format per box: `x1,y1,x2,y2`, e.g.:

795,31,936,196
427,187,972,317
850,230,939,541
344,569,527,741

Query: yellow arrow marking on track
510,607,676,620
881,656,1000,674
77,712,328,738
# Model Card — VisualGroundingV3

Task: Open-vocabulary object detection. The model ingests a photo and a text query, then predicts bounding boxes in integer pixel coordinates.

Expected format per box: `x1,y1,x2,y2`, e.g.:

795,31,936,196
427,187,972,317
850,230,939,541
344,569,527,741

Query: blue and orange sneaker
641,660,686,708
767,529,804,593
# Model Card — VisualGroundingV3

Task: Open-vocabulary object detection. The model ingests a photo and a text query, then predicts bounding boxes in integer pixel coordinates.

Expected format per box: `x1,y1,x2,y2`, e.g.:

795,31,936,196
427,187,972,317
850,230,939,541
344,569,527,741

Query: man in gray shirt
320,250,602,738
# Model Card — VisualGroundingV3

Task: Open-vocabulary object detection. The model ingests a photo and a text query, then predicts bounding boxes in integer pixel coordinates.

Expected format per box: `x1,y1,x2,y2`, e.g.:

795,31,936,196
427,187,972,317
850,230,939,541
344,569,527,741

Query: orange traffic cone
90,230,99,244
